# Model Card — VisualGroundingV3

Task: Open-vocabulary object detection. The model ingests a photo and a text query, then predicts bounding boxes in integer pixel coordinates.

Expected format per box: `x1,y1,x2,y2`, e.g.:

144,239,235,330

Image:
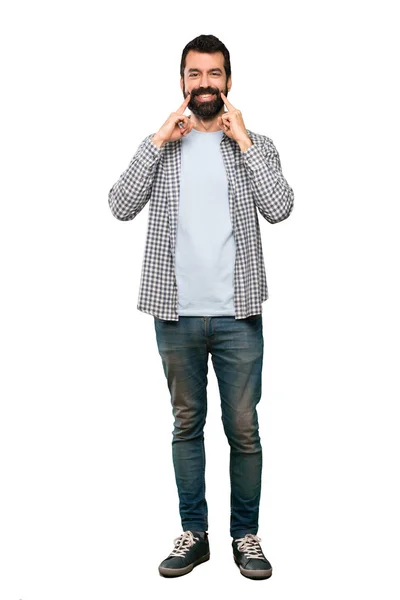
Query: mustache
191,89,220,97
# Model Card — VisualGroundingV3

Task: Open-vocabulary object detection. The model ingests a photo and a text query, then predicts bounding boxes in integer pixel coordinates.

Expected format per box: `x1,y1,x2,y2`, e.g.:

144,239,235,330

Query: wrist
237,137,253,152
152,134,165,149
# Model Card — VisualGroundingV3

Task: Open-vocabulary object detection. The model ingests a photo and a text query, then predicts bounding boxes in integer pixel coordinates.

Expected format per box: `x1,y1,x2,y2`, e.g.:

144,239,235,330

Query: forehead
184,50,225,73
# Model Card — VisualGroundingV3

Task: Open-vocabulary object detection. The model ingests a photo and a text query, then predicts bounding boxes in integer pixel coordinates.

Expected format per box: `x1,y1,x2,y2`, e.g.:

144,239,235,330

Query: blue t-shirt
175,128,236,316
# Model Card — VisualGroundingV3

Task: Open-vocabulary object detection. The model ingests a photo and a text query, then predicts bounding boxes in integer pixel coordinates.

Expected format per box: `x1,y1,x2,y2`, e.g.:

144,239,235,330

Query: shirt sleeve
239,136,294,224
108,134,164,221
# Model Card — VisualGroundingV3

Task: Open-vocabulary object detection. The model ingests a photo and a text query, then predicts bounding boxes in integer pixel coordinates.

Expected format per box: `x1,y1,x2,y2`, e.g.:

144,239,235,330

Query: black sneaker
232,534,272,580
158,530,210,577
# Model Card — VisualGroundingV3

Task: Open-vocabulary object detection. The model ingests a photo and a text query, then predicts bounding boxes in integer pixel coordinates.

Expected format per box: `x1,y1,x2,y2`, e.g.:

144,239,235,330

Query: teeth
200,94,212,97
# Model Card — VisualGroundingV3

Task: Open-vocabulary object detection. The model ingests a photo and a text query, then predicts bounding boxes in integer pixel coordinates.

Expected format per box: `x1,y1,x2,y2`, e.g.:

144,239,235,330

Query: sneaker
232,533,272,580
158,530,210,577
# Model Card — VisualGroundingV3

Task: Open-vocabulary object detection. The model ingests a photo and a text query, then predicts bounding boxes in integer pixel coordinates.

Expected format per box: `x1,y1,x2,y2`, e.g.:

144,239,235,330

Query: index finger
220,91,235,111
176,93,191,114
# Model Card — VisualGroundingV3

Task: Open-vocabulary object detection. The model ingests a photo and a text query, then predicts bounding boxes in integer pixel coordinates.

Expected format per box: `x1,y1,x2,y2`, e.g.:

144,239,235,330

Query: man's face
181,50,231,119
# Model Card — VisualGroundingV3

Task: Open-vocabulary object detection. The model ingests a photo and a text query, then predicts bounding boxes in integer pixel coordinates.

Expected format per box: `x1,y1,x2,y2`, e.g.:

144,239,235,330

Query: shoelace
234,534,265,559
169,531,200,557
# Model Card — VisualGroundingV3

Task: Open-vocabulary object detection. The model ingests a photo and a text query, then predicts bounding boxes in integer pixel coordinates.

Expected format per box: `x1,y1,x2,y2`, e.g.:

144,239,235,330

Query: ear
227,76,232,92
180,77,184,93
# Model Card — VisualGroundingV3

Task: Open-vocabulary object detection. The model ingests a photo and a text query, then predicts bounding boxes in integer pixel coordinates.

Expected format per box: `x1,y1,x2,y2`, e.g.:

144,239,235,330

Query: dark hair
180,34,231,81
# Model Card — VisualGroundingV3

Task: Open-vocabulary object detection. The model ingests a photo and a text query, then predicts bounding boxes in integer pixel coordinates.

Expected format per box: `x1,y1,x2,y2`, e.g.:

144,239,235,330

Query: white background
1,0,399,598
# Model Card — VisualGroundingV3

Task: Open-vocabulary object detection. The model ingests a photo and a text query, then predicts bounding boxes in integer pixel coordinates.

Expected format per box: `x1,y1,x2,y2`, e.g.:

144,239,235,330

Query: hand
152,94,194,146
217,92,252,149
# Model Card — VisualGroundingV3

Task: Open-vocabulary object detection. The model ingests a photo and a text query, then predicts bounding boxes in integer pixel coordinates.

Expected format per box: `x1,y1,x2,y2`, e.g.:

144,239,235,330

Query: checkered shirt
108,128,294,320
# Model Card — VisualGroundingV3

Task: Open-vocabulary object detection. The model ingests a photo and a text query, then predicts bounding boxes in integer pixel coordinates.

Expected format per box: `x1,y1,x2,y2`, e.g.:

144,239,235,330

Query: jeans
154,314,264,539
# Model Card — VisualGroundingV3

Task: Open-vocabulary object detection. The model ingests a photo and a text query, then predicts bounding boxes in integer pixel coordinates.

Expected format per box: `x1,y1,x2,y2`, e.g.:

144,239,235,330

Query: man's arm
240,137,294,224
108,135,163,221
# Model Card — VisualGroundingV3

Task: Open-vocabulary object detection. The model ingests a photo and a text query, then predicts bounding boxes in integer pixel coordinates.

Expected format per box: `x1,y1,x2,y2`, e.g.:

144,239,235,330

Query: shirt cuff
135,135,164,169
239,141,264,169
148,134,165,155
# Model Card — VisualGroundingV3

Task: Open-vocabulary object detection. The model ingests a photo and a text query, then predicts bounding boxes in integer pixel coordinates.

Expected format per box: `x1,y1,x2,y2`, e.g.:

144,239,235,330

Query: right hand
152,94,194,146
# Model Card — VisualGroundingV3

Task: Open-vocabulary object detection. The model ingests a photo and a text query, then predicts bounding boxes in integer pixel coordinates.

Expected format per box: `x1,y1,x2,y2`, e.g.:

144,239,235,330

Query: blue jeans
154,315,264,539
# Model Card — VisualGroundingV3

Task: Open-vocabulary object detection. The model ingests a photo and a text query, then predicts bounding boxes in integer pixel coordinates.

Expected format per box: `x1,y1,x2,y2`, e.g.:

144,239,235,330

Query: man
108,34,294,580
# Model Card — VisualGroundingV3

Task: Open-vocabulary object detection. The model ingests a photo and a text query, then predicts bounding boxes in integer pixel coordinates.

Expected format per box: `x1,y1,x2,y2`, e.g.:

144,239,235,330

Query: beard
184,85,228,119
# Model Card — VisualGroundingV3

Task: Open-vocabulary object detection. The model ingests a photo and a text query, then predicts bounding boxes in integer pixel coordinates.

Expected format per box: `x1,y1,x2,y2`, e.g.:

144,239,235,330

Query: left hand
217,92,251,144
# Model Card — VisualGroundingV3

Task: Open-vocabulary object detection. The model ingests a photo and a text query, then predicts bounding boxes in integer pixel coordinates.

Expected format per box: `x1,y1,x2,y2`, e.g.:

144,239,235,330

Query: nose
199,75,213,91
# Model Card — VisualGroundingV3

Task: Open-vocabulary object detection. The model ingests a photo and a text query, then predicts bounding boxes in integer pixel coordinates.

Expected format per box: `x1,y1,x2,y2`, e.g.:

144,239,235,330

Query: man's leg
210,315,264,539
154,316,209,532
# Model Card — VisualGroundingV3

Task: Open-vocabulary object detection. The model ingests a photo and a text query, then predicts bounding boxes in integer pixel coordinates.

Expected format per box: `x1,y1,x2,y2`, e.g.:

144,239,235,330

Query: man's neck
188,110,226,133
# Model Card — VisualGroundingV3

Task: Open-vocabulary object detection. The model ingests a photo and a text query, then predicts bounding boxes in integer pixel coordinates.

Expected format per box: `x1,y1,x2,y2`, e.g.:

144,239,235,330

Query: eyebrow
187,67,223,73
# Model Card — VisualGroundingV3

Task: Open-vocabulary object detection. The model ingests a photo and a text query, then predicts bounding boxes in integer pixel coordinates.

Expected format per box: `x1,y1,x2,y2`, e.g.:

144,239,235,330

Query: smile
196,94,215,102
